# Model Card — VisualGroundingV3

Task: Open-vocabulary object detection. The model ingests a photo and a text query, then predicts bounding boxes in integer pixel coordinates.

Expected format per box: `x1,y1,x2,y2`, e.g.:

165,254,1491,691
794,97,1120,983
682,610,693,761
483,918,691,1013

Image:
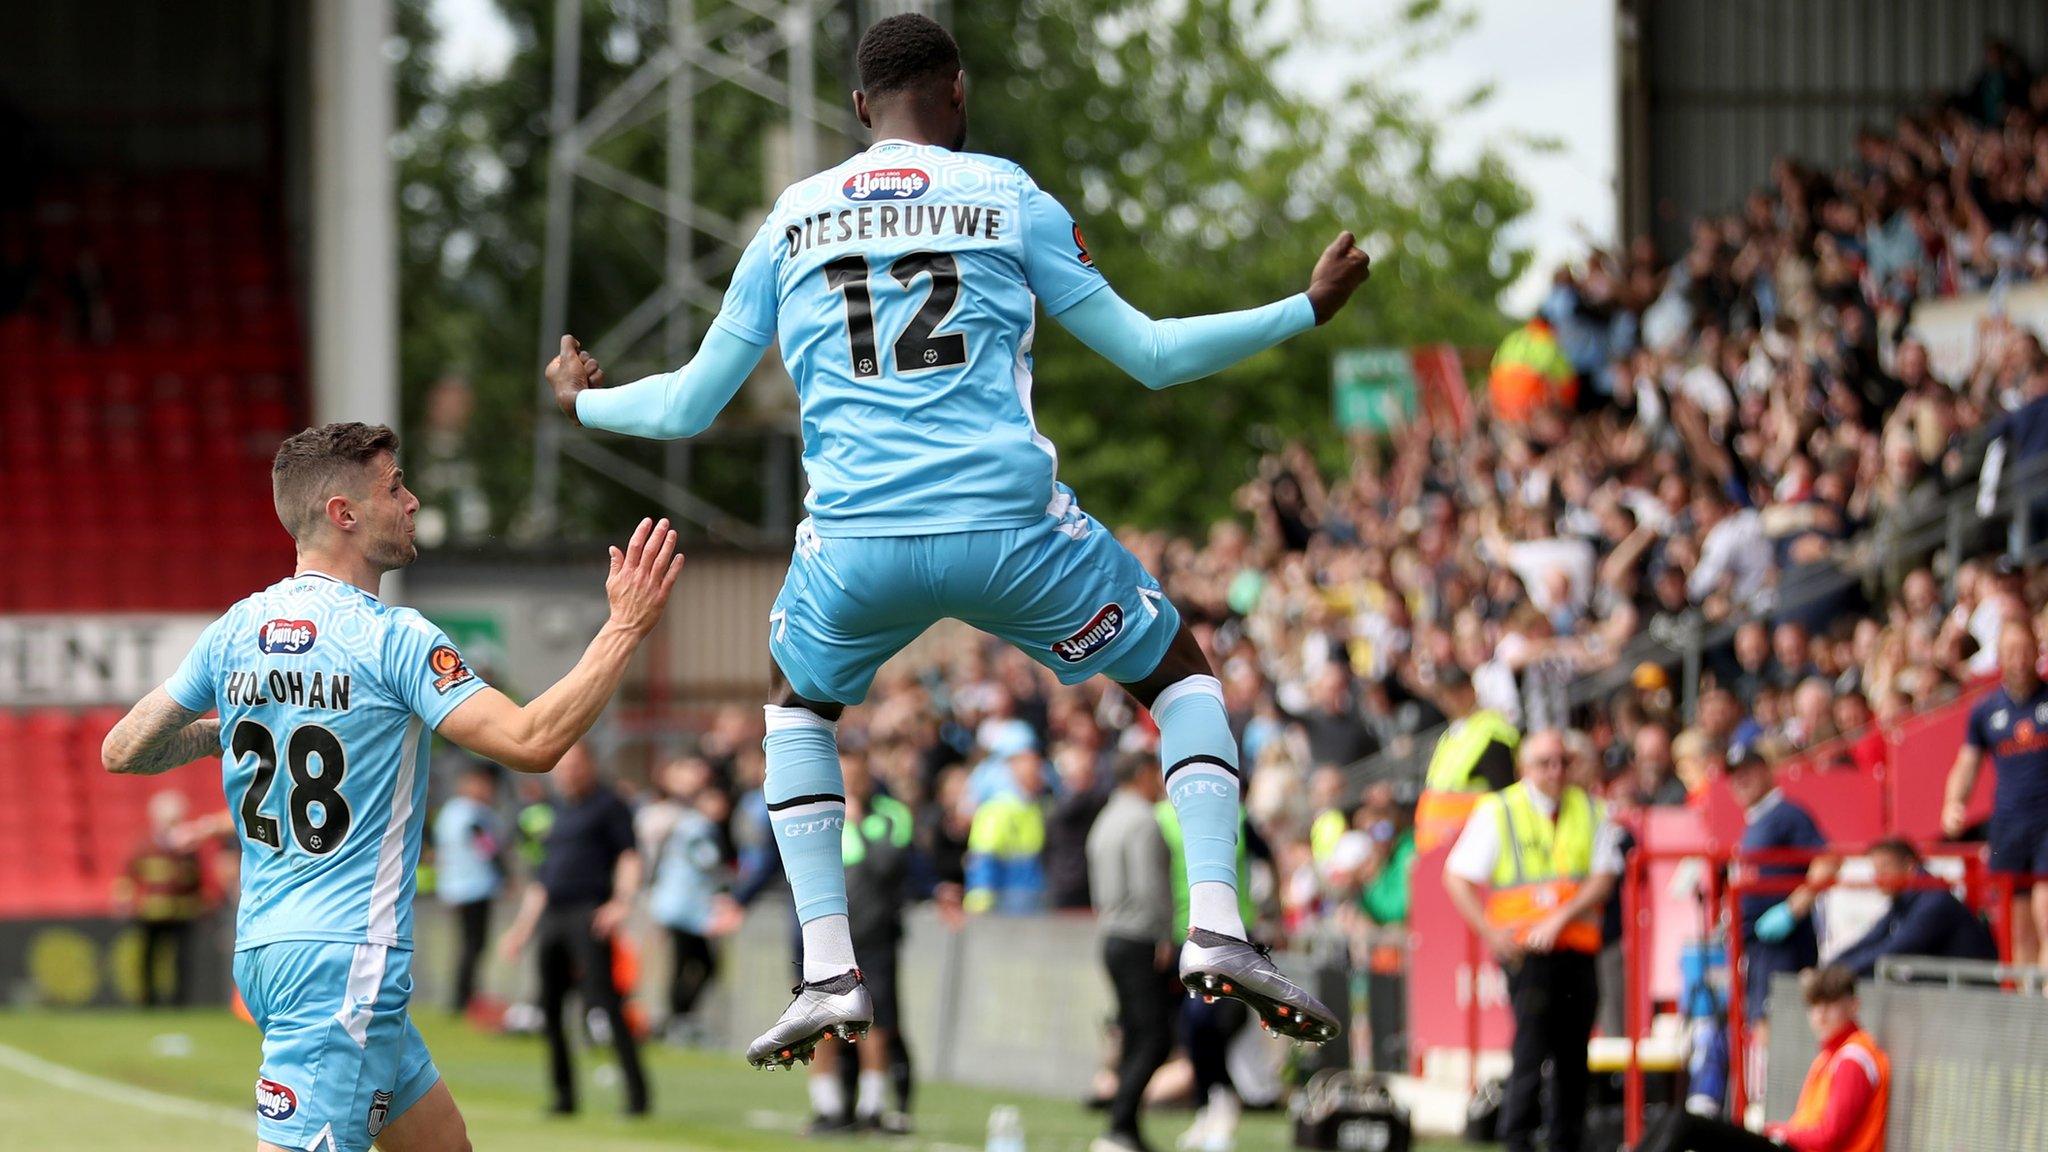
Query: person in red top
1632,965,1887,1152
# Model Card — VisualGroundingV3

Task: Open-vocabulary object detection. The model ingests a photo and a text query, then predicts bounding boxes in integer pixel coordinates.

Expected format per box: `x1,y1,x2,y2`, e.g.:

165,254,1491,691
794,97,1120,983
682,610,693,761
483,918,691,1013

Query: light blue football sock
763,706,850,934
1154,675,1248,938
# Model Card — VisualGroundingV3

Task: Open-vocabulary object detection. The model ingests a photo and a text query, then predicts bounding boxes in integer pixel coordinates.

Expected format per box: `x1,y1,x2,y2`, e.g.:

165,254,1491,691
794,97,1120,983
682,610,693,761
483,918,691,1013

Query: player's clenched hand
546,334,606,420
1306,230,1372,325
604,517,685,637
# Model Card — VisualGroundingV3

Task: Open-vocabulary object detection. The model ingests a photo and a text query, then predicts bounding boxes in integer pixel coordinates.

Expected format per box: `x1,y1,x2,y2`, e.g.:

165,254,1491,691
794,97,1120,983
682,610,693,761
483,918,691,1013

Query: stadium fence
1765,959,2048,1152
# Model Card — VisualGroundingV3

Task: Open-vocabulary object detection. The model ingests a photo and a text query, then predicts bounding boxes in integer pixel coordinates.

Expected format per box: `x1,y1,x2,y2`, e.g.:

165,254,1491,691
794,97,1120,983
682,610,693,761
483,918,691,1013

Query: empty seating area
0,172,302,916
0,709,225,918
0,171,303,612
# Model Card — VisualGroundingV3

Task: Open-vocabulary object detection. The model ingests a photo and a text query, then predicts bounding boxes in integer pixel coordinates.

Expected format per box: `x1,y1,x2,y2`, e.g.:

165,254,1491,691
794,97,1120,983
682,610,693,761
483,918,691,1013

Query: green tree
393,0,1529,539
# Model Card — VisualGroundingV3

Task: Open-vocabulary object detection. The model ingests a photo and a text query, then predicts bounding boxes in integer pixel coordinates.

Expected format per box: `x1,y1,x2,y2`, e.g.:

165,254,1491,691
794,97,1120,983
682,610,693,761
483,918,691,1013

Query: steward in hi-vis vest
1415,708,1519,852
1442,730,1621,1152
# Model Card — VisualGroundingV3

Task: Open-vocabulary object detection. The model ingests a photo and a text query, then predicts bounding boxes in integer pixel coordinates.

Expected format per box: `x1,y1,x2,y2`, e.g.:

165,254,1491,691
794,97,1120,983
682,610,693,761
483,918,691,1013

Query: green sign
1332,349,1418,433
423,611,509,677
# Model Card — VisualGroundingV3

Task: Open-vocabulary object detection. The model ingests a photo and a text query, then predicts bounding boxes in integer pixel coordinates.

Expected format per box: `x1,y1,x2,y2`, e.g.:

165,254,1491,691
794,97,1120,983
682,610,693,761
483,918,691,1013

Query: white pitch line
0,1040,255,1133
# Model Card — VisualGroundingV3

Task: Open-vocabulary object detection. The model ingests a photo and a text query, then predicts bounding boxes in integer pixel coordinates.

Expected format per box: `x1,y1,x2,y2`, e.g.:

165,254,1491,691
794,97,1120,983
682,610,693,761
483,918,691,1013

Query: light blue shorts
770,489,1183,704
232,941,439,1152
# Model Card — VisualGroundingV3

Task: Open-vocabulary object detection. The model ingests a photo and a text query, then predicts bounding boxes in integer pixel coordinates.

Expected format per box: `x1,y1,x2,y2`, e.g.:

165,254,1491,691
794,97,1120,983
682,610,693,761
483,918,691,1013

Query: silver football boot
1179,927,1340,1043
746,969,873,1070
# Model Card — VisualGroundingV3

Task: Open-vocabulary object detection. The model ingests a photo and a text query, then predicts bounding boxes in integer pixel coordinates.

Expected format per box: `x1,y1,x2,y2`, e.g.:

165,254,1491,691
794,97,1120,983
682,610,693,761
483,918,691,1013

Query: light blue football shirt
432,793,504,906
164,572,489,951
713,140,1110,537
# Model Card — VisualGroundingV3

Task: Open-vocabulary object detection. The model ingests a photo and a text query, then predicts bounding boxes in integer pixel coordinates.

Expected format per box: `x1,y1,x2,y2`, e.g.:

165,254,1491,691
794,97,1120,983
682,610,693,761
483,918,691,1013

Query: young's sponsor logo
428,644,475,694
257,619,319,655
255,1078,298,1121
843,167,931,201
1053,603,1124,663
1073,224,1095,268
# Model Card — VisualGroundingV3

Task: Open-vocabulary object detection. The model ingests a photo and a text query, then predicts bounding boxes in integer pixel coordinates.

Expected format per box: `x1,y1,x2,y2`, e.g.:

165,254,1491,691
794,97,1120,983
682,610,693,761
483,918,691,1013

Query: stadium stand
0,172,301,914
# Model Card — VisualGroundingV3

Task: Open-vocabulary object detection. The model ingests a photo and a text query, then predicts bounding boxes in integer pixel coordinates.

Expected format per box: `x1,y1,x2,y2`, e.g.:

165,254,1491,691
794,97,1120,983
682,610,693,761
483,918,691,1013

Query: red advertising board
1405,845,1514,1061
1889,688,1996,841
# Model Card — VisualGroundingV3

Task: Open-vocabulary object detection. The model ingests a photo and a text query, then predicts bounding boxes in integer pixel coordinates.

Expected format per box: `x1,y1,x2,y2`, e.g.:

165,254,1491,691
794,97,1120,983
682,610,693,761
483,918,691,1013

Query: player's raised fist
547,334,605,420
1306,230,1372,325
604,517,685,637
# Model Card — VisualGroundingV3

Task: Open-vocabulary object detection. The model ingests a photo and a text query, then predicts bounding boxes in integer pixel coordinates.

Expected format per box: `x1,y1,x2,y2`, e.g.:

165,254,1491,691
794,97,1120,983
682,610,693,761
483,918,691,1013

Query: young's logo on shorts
1053,603,1124,663
428,644,475,694
843,167,930,201
255,1078,298,1121
366,1090,394,1137
257,619,318,655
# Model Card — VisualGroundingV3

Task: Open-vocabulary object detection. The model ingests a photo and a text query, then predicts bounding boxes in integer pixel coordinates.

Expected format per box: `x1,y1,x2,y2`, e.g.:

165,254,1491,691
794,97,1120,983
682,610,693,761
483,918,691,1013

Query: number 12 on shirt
822,251,970,378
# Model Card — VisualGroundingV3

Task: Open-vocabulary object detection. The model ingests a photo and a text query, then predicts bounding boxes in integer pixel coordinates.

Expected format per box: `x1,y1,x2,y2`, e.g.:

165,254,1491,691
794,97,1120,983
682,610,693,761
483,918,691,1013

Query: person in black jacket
1044,745,1109,909
1831,838,1997,977
497,745,649,1116
810,748,930,1134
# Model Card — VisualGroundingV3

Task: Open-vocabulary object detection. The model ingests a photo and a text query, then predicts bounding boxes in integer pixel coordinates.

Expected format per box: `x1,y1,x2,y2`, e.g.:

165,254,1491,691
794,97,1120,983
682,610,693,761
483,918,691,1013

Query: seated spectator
1623,722,1689,807
1634,965,1887,1152
1726,621,1775,708
1832,691,1887,772
1830,839,1997,977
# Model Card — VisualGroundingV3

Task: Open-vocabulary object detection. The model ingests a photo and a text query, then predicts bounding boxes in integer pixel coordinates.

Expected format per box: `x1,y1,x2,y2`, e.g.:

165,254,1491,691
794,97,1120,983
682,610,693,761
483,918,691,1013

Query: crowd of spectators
432,43,2048,988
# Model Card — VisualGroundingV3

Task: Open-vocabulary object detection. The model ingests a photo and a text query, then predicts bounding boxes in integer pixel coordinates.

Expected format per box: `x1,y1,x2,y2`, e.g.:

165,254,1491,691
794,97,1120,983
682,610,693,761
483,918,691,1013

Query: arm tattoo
105,689,222,776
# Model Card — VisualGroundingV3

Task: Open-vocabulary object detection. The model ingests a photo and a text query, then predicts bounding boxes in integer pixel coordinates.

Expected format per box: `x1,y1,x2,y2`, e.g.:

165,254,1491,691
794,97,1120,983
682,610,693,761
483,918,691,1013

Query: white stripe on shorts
336,943,388,1049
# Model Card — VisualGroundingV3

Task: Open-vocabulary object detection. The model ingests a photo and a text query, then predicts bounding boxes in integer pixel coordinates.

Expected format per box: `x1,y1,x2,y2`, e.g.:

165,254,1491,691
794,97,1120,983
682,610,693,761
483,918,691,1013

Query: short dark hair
856,14,960,98
272,422,400,541
1870,837,1921,867
1800,964,1858,1006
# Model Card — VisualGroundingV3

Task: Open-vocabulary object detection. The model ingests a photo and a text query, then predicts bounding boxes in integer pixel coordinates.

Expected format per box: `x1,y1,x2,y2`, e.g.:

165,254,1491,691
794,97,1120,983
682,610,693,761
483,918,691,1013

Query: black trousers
1184,991,1247,1105
450,899,492,1012
667,927,717,1018
537,903,649,1113
1104,936,1179,1139
1634,1110,1783,1152
832,1017,915,1117
1501,950,1599,1152
137,919,193,1007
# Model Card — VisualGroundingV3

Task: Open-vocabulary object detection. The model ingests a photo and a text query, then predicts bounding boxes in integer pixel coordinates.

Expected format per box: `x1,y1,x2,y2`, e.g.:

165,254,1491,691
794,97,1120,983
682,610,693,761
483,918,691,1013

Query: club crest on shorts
366,1090,394,1137
255,1078,298,1121
1054,603,1124,663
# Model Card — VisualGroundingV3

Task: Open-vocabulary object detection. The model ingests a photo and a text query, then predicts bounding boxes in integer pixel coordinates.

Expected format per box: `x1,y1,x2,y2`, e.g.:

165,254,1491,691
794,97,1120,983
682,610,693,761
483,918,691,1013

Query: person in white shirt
1688,487,1775,616
1443,730,1624,1152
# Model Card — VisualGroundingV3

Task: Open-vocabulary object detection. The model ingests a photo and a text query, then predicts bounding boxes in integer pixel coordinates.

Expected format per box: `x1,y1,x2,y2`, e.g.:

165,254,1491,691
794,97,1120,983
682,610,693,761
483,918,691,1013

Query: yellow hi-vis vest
1476,782,1602,953
1415,711,1519,851
1489,319,1577,422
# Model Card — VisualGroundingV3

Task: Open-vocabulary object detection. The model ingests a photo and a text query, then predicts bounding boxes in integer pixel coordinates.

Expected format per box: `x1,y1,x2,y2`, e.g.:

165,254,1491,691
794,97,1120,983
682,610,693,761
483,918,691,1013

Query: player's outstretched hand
1306,231,1372,325
546,334,607,420
605,517,685,637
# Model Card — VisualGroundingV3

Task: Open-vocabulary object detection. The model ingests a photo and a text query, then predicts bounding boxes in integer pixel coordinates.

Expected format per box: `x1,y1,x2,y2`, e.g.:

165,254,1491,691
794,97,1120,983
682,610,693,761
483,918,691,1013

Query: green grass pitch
0,1008,1475,1151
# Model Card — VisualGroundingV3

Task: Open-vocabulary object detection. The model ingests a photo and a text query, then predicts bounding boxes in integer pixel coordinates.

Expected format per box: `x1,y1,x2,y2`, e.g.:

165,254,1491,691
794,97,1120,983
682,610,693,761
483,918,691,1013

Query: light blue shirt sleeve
1052,284,1316,391
710,215,781,344
163,616,225,712
574,325,770,439
576,212,778,439
1018,181,1110,315
382,611,492,731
